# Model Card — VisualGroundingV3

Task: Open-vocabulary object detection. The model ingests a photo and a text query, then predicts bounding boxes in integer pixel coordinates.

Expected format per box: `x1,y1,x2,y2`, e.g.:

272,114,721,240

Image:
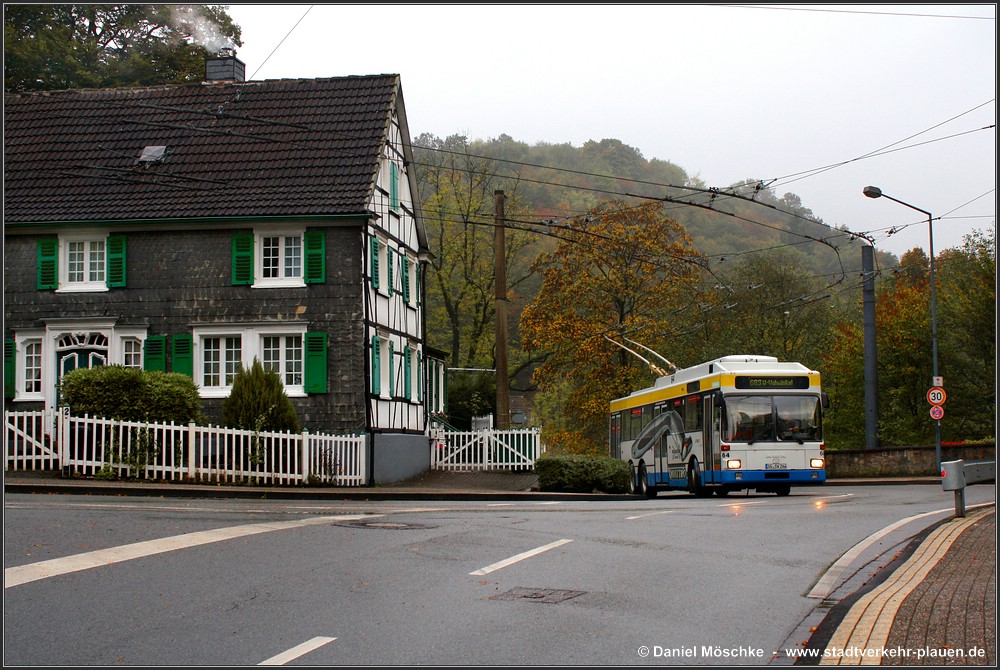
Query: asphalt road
4,484,994,666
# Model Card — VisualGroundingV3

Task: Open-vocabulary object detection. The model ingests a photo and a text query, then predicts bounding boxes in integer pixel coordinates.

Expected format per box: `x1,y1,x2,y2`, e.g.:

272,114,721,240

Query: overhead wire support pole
494,190,510,429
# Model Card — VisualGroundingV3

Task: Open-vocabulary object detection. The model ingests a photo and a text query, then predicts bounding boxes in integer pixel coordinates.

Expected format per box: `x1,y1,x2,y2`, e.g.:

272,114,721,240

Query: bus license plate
765,463,788,469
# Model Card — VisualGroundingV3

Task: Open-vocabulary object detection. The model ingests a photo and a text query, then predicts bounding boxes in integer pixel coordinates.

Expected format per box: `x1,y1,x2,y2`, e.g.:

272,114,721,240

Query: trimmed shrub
59,365,205,424
221,359,301,433
535,454,631,493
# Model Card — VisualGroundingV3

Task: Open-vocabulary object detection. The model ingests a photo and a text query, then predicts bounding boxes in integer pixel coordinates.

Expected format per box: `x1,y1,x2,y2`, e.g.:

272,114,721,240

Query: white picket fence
4,409,367,486
431,426,542,471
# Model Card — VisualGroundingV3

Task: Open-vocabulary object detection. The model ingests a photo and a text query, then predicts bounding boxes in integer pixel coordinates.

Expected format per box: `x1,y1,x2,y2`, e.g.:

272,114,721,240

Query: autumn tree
520,200,703,451
4,4,241,92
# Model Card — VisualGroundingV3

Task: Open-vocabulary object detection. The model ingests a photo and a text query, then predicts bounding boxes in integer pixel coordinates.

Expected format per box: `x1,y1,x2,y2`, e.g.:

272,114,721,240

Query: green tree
935,227,996,440
4,4,241,92
687,248,843,369
822,227,996,449
520,200,703,450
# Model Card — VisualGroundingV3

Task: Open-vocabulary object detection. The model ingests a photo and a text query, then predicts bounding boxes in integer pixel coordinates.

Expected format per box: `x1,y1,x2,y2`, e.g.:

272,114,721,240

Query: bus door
653,403,669,483
703,394,721,483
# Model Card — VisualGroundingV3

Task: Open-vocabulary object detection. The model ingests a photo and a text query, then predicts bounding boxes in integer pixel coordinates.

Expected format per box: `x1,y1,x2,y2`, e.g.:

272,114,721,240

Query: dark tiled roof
4,75,401,224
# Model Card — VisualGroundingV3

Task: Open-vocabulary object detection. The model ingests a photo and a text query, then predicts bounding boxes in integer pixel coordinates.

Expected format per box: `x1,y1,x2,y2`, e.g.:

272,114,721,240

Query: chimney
205,48,246,82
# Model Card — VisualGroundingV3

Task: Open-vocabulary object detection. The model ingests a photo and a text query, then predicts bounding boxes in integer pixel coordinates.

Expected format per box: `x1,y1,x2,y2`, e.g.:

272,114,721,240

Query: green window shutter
171,334,194,377
401,257,411,303
388,340,395,396
404,346,412,399
415,263,421,307
417,352,424,402
143,336,167,372
106,234,127,288
304,332,328,393
390,162,400,212
303,230,326,284
371,335,381,395
4,338,15,399
231,233,254,285
36,238,58,290
387,247,394,295
370,237,380,289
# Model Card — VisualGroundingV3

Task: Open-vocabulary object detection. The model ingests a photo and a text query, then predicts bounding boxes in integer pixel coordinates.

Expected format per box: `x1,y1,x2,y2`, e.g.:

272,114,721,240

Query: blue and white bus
610,355,828,497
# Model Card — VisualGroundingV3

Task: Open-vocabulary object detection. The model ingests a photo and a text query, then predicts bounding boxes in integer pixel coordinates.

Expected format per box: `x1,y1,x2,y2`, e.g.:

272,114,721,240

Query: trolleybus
610,355,828,497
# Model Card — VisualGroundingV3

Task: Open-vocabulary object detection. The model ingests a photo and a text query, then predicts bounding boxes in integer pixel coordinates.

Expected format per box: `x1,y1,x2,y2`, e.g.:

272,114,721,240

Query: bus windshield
724,395,821,443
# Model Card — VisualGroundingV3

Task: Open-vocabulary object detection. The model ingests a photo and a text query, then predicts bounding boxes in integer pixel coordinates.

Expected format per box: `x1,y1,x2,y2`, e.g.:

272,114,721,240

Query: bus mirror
821,392,830,409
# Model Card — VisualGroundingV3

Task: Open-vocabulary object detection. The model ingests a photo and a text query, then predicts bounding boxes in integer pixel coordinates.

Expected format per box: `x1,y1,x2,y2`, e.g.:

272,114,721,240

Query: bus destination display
734,376,810,390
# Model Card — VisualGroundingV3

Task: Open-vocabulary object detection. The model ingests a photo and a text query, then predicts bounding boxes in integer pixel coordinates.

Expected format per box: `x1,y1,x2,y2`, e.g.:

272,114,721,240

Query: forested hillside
411,133,995,451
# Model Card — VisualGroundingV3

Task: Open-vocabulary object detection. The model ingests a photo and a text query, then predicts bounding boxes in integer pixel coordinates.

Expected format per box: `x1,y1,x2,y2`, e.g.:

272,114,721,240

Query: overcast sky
220,4,996,259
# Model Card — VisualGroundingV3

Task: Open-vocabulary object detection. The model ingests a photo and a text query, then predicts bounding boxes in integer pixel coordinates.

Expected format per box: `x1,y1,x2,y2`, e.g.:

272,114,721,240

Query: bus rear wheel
638,464,657,498
775,484,791,496
628,463,638,495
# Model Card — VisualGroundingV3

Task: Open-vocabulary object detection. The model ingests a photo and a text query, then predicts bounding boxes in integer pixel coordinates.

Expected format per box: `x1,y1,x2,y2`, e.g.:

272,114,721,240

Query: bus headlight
810,458,825,468
726,459,741,469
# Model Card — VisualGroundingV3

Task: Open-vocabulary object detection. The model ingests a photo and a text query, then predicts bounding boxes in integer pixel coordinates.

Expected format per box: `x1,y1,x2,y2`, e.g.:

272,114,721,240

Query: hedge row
535,454,631,494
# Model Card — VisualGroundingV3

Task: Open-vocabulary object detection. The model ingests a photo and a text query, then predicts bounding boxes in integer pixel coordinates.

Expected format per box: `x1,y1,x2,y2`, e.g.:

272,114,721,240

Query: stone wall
825,443,996,478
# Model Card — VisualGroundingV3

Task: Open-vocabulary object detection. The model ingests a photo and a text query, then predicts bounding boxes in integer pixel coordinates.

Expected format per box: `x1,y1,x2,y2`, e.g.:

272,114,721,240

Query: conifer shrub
221,359,301,434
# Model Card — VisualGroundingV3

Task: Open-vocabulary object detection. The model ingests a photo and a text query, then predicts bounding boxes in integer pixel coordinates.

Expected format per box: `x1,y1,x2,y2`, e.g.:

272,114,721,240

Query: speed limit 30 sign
927,387,947,406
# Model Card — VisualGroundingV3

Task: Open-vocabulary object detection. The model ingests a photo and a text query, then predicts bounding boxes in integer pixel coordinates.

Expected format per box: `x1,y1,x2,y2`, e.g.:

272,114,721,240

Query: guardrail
941,459,996,518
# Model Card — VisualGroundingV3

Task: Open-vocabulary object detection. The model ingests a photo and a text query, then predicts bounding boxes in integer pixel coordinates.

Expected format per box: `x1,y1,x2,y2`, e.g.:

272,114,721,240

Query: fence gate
431,427,540,471
4,409,60,471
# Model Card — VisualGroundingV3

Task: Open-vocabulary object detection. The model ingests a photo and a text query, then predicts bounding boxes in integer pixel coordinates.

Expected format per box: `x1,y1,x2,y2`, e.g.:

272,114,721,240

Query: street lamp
862,186,941,468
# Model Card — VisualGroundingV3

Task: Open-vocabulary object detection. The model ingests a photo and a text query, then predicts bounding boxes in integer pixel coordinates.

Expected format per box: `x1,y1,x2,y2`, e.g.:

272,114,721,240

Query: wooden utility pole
494,190,510,428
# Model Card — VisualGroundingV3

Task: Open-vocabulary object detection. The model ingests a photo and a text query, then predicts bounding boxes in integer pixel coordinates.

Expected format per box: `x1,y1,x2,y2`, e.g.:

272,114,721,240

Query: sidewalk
3,470,995,665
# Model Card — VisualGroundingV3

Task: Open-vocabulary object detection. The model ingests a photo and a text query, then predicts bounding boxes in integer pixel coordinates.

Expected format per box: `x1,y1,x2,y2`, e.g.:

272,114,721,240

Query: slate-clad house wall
3,54,444,483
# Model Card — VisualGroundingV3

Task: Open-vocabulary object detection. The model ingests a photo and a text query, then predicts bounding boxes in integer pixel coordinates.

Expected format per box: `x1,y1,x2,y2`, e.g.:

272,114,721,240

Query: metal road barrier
941,459,996,518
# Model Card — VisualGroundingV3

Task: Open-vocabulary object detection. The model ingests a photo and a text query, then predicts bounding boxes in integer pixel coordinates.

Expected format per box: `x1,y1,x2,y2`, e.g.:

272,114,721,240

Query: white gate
431,427,540,471
4,409,60,470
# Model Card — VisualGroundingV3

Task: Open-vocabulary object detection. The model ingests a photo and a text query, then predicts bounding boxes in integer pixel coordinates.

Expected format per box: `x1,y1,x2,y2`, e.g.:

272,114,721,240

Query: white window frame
262,333,304,389
57,232,108,293
254,227,305,288
17,334,45,400
194,325,307,398
122,338,143,369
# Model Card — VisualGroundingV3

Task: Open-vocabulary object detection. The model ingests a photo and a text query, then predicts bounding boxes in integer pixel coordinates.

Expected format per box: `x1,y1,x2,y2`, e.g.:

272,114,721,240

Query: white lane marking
487,503,515,507
537,502,562,505
259,636,337,665
807,508,950,599
718,499,770,507
469,539,573,576
4,514,378,588
626,510,675,520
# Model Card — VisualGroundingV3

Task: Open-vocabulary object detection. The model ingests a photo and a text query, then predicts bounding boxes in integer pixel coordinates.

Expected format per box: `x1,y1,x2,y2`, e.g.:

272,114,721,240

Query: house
3,52,447,484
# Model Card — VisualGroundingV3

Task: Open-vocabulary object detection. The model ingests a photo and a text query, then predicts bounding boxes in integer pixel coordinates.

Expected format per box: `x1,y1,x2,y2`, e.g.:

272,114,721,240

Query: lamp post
862,186,941,468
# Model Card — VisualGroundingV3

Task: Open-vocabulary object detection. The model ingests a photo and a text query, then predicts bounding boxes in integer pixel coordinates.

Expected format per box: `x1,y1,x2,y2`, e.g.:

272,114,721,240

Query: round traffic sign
927,387,947,406
930,405,945,420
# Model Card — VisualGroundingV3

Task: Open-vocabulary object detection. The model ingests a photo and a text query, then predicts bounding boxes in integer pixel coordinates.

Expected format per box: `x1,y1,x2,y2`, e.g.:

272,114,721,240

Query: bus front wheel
688,460,711,498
